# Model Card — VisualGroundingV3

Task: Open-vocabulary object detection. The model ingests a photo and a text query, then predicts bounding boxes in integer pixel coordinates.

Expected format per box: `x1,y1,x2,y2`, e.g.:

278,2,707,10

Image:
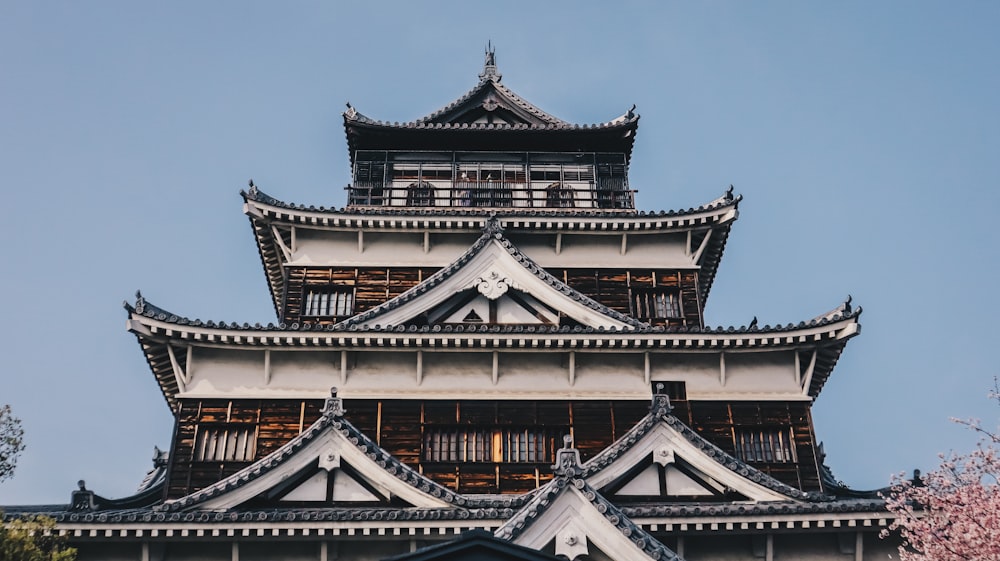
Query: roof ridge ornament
134,290,145,315
482,215,504,237
552,434,583,477
479,41,501,83
322,387,345,418
651,382,674,416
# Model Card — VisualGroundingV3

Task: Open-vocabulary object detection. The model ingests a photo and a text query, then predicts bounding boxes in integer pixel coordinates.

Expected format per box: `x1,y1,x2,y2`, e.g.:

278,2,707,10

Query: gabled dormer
343,46,639,211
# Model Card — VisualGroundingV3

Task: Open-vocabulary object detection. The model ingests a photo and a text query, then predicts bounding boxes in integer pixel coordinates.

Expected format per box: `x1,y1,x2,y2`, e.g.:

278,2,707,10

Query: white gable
584,416,800,503
347,238,639,330
499,482,680,561
167,413,454,511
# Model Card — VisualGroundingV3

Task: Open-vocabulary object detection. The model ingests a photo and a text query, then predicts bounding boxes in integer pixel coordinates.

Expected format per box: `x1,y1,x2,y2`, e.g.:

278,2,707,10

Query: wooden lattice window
304,288,354,318
193,426,256,462
545,182,574,208
633,289,681,320
736,428,796,463
405,182,435,207
422,427,562,463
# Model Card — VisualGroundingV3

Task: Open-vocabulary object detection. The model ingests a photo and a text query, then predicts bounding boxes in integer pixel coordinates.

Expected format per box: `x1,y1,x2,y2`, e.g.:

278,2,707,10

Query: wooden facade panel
284,266,439,324
457,401,494,424
687,401,822,492
167,397,823,498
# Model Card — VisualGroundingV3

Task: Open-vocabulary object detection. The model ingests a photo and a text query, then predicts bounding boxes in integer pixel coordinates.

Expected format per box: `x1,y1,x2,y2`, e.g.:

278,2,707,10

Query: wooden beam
263,350,271,385
416,350,423,385
358,230,364,253
794,351,801,386
423,231,430,254
719,352,727,386
801,350,818,394
231,542,239,561
270,225,293,261
568,351,576,386
692,229,714,264
685,231,692,257
166,345,187,391
620,233,628,255
340,351,348,385
492,351,499,385
555,232,562,255
290,226,297,254
644,352,651,385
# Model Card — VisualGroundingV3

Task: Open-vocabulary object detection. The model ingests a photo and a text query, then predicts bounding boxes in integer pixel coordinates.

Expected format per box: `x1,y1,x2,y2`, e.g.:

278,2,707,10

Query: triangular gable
162,390,468,512
579,391,827,503
496,442,684,561
385,529,564,561
419,79,567,127
338,221,647,331
413,48,568,128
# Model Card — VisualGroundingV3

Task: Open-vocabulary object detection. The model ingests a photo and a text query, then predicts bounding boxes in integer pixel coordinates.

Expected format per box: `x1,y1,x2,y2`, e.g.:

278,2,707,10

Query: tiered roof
343,48,639,159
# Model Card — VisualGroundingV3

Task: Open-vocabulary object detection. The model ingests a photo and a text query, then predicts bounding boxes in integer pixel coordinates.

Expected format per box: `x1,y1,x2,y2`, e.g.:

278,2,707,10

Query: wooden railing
346,180,635,210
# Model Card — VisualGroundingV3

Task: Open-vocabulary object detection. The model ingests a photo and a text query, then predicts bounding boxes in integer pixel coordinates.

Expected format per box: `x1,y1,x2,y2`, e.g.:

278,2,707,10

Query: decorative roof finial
134,290,146,314
479,41,501,83
248,178,258,197
725,184,735,201
844,294,853,314
552,434,583,477
482,215,505,238
650,382,674,416
71,480,96,512
322,387,345,417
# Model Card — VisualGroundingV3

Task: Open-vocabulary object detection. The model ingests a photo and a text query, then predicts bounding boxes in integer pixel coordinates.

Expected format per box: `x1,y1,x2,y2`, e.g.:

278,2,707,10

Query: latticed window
633,289,681,320
735,428,796,463
422,428,562,463
405,182,435,207
193,426,256,462
545,182,574,208
304,288,354,318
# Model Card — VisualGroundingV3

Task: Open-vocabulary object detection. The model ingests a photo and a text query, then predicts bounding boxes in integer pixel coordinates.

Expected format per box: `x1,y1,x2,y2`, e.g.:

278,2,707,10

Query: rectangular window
304,288,354,318
194,426,256,462
633,289,681,320
422,428,560,463
735,428,796,463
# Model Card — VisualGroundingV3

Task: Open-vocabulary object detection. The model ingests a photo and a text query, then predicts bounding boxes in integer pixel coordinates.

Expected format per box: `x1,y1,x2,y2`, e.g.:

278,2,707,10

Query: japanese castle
4,48,898,561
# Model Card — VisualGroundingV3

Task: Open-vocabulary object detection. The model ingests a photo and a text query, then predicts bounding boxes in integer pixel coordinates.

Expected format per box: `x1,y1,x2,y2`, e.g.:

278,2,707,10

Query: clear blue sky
1,2,998,504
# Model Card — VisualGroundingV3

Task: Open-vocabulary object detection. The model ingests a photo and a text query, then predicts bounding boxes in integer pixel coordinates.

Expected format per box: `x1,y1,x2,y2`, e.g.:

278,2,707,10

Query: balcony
346,179,635,210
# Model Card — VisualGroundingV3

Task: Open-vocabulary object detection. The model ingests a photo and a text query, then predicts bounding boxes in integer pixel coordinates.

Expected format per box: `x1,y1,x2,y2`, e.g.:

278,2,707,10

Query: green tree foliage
0,404,25,483
0,406,77,560
0,516,77,561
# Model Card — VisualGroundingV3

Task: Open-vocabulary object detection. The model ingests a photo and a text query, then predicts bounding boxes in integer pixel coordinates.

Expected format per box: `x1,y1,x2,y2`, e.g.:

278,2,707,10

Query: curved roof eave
242,186,740,230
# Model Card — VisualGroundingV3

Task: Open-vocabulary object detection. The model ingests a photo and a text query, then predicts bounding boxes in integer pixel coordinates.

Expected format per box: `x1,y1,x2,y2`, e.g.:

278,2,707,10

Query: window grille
405,182,435,206
545,183,574,208
422,428,560,463
735,428,796,463
633,289,681,320
194,426,256,462
304,289,354,318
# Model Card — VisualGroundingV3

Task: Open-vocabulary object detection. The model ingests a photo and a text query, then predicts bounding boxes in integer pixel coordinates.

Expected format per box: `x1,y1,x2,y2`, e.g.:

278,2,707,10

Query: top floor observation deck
346,150,635,211
342,47,639,212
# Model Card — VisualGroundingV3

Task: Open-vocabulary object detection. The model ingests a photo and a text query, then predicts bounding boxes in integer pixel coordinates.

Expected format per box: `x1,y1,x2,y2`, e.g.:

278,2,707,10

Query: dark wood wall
166,397,821,499
283,266,702,327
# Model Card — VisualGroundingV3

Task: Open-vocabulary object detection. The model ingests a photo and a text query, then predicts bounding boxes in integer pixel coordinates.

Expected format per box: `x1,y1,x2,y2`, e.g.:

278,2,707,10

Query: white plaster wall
270,351,341,391
289,229,695,269
650,351,803,399
185,347,266,397
722,351,798,394
178,347,808,401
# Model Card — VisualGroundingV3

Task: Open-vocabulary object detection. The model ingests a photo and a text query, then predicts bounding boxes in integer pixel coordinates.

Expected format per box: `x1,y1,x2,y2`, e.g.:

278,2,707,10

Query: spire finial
479,41,501,82
552,434,583,477
322,387,345,417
